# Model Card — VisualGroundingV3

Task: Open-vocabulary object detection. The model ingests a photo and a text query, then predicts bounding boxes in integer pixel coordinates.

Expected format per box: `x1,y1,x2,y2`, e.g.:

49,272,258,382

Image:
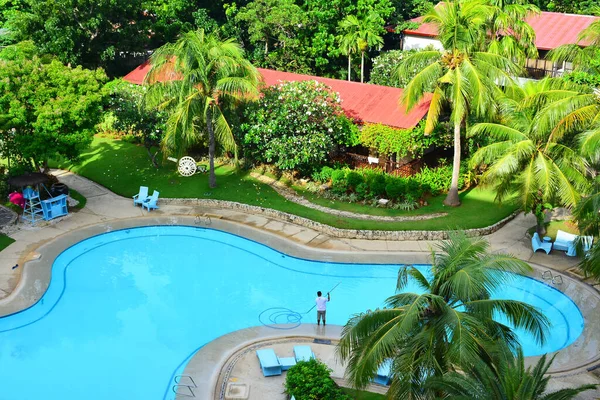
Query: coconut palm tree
338,13,384,83
337,232,549,400
427,346,596,399
573,176,600,278
469,79,591,234
400,0,525,207
144,29,261,188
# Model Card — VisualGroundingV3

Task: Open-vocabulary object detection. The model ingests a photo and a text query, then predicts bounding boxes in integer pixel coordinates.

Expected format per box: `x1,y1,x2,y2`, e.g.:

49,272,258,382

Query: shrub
346,171,363,191
385,178,406,200
331,169,348,194
285,359,351,400
370,174,387,197
413,163,466,195
312,166,334,183
355,182,370,200
242,80,359,172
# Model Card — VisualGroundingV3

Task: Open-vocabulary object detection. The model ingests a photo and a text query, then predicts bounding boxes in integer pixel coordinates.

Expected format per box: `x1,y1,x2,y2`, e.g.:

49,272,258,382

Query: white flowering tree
242,80,358,172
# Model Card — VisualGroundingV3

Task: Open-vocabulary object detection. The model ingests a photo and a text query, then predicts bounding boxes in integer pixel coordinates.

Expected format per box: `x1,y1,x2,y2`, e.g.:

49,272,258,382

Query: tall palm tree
573,176,600,278
400,0,524,207
338,13,384,83
337,232,549,399
144,29,261,188
427,346,596,399
469,79,591,234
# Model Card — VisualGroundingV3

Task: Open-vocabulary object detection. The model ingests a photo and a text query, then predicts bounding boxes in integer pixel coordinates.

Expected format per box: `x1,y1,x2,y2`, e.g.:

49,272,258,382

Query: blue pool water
0,226,584,399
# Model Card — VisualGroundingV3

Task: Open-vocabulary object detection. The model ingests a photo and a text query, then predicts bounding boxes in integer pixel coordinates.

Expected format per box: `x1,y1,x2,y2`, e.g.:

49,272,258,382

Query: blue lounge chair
374,359,392,385
256,349,282,377
142,190,159,211
133,186,149,206
293,345,315,362
532,232,552,254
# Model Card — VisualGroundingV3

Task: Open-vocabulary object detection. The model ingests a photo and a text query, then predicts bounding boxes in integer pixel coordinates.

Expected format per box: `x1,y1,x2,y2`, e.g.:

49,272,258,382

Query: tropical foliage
144,29,260,188
369,49,429,89
400,0,530,207
337,12,384,82
337,233,549,399
469,79,591,233
285,359,352,400
242,80,358,172
0,53,107,172
573,177,600,278
427,347,596,399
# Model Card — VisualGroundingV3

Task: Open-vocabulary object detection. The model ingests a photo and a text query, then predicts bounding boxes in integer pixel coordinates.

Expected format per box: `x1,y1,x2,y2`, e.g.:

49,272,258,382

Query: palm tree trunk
443,121,462,207
207,107,217,189
360,51,365,83
348,54,351,81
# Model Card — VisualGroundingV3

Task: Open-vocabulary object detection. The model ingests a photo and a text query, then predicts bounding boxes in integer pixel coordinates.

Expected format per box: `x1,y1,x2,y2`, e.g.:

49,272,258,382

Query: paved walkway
0,170,596,399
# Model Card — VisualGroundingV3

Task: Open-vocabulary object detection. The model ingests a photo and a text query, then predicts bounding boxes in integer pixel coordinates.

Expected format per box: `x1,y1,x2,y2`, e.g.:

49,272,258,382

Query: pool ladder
194,215,212,226
542,270,563,285
172,375,197,398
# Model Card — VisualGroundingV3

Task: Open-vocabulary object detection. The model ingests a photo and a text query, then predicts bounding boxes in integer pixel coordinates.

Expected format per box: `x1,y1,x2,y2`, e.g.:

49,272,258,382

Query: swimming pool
0,226,584,399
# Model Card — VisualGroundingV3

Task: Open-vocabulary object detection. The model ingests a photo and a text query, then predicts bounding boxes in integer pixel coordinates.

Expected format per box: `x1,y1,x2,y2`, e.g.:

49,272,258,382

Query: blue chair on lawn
142,190,160,211
374,359,392,385
293,345,315,362
133,186,149,206
532,232,552,254
256,349,282,377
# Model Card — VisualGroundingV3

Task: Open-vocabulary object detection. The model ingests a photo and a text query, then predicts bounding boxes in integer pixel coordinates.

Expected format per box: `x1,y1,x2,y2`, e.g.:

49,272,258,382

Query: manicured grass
68,189,87,210
528,220,580,240
52,137,519,231
0,234,15,252
341,387,387,400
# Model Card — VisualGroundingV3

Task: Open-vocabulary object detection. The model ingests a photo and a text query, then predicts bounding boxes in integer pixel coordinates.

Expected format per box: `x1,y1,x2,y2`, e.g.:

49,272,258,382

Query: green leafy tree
0,56,107,171
469,79,591,234
370,49,425,88
573,177,600,279
242,80,358,172
427,347,596,399
105,79,166,168
144,29,260,188
400,0,525,207
337,232,549,399
337,13,384,83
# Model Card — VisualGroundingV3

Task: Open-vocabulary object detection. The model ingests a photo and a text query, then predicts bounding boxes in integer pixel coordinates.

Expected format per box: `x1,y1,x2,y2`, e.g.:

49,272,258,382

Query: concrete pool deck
0,170,598,399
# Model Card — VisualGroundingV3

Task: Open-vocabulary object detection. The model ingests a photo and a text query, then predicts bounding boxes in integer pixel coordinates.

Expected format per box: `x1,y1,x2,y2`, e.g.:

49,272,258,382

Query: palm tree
338,13,384,83
427,346,596,399
400,0,524,207
144,29,261,188
573,176,600,278
337,232,549,399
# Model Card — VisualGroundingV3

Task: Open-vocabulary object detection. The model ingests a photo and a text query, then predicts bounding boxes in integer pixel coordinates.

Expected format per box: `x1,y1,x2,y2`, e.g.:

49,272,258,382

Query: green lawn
0,234,15,252
52,137,519,231
69,189,87,210
528,220,580,240
341,387,387,400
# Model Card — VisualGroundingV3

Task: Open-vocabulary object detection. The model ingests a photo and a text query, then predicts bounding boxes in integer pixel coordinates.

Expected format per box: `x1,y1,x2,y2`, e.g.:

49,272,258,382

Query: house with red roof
402,10,599,79
123,63,431,130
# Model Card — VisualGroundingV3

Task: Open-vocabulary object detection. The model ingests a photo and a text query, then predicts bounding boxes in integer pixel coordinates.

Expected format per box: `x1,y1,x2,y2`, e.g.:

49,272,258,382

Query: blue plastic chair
256,349,282,377
532,232,552,254
293,345,315,362
133,186,149,206
142,190,160,211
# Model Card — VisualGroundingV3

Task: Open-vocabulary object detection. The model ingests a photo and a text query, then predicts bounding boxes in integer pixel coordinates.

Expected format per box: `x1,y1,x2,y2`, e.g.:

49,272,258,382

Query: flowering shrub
370,49,437,90
242,80,359,172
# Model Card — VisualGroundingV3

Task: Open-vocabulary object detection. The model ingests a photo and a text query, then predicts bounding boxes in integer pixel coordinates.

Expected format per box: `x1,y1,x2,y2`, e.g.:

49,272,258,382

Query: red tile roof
123,63,431,129
404,11,599,50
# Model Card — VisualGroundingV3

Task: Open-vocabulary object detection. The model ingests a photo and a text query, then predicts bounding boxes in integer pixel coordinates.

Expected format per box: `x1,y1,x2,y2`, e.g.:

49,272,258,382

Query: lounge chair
532,232,552,254
142,190,159,211
374,359,392,385
256,349,282,377
133,186,149,206
554,230,578,256
293,345,315,362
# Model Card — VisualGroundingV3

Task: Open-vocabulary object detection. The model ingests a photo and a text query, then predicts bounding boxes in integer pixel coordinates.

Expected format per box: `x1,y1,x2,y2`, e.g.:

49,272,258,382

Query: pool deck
0,170,599,399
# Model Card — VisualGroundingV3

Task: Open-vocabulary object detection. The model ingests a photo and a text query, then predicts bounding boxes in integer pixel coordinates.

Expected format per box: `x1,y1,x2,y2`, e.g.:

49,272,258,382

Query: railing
172,375,197,398
525,58,572,79
334,153,423,177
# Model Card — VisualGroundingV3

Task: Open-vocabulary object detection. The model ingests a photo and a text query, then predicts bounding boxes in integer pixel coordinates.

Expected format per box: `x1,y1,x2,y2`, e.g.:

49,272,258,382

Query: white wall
402,35,444,51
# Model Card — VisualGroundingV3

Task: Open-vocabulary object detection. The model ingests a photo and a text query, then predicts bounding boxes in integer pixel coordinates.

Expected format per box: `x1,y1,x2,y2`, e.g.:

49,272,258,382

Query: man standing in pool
316,291,330,326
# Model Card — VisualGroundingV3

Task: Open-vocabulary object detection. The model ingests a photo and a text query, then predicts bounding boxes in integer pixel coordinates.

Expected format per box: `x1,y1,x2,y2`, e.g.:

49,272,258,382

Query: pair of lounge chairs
256,345,315,377
133,186,160,211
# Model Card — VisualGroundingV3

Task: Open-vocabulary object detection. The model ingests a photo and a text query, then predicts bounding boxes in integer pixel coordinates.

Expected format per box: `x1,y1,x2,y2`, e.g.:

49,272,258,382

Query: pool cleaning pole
305,281,342,314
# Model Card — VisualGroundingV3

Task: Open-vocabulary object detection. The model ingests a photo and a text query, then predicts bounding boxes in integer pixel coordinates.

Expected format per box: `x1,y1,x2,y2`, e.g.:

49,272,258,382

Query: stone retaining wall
162,197,519,241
